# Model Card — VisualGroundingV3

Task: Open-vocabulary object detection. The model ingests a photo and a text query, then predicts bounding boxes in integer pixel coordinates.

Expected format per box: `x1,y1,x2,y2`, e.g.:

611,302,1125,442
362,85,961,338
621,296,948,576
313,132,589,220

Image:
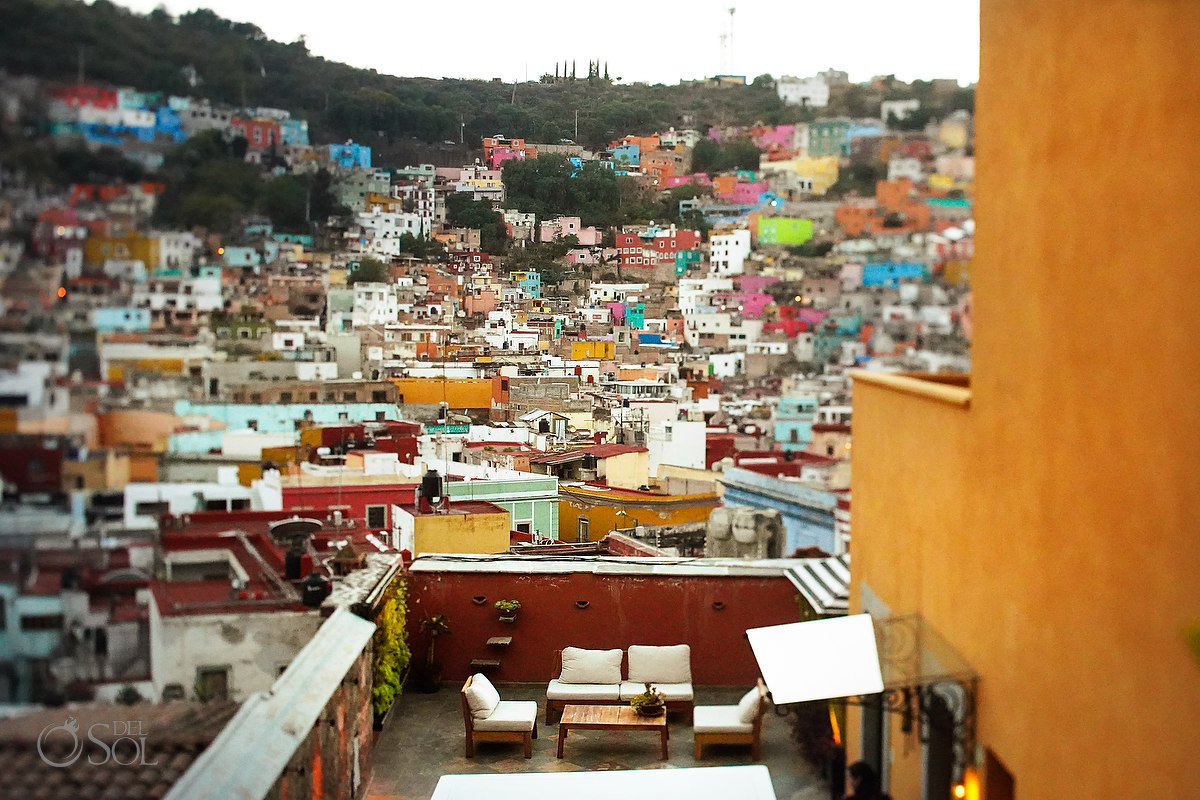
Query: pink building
464,290,498,317
839,263,864,290
719,181,769,204
754,125,796,149
712,291,774,319
605,301,627,322
539,216,601,246
490,148,525,170
666,173,713,189
737,275,780,294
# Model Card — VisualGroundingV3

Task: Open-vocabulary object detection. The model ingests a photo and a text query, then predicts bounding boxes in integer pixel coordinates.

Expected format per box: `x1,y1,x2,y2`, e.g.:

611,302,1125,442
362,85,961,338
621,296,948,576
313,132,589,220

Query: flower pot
498,615,517,624
634,703,665,718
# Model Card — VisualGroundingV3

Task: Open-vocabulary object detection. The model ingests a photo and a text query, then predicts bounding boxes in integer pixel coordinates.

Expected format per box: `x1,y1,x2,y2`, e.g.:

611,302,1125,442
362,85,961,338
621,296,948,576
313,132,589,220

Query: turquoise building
774,395,818,451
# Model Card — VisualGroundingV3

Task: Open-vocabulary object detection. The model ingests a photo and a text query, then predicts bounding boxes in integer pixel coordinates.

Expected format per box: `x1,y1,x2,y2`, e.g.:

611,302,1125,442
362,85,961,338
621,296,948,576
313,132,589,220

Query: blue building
221,246,262,268
93,308,151,333
625,301,645,330
774,395,818,451
279,118,310,146
329,142,372,168
719,467,839,555
861,262,928,288
611,143,640,167
172,401,404,440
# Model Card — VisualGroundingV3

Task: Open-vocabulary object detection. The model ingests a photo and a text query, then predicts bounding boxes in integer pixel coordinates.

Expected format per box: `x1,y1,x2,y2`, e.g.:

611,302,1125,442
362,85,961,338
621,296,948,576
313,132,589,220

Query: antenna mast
728,7,736,75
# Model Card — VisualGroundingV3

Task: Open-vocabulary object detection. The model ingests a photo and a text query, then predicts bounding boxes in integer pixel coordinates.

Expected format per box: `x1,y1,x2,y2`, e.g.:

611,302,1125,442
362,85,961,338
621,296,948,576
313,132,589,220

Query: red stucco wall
405,569,802,686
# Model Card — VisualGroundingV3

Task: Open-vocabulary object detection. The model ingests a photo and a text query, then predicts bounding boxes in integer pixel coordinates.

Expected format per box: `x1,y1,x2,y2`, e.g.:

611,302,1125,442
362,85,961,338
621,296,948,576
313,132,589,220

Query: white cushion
464,673,500,720
559,647,623,684
619,681,693,702
627,644,691,684
547,679,622,701
737,688,762,724
472,700,538,732
694,705,753,734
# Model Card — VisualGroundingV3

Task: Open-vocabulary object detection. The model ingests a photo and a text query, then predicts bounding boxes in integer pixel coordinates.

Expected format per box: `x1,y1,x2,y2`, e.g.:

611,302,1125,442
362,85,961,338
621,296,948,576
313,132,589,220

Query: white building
647,419,706,475
587,283,649,305
888,157,924,183
351,282,399,327
153,231,202,270
777,75,830,108
354,206,426,257
677,277,734,314
131,273,223,313
881,99,921,123
709,230,752,276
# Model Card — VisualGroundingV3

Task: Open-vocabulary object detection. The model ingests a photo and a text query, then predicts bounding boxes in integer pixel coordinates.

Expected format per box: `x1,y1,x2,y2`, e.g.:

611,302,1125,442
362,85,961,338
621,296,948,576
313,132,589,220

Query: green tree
445,193,508,254
260,174,308,231
348,257,391,284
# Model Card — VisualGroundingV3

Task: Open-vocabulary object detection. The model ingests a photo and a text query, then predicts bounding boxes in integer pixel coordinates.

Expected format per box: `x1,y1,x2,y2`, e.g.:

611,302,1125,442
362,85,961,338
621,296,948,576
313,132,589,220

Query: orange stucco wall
848,4,1200,798
389,377,493,409
558,490,719,544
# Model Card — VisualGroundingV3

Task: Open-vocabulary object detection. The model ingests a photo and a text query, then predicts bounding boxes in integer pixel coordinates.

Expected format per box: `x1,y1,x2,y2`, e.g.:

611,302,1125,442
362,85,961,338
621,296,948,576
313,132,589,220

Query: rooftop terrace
366,682,826,800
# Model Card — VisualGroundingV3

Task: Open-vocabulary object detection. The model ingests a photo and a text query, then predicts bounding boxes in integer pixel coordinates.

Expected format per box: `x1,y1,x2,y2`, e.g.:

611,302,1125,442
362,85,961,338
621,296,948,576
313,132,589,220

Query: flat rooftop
366,683,825,800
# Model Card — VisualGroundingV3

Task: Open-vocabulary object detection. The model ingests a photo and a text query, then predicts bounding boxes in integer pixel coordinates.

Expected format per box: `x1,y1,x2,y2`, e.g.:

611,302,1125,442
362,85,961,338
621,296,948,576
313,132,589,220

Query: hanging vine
372,577,412,717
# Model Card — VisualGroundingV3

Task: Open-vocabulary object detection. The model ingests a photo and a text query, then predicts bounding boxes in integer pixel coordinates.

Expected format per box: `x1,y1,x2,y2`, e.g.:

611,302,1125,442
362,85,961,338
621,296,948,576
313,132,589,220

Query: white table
429,764,777,800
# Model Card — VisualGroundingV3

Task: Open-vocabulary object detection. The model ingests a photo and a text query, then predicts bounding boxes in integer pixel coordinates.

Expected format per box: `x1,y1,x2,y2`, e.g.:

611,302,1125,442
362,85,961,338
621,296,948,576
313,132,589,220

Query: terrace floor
366,683,828,800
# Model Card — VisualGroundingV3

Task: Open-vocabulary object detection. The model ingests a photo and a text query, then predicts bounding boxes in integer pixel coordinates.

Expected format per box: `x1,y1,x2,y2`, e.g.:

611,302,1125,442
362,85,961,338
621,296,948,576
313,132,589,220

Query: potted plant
494,599,521,623
417,613,450,693
629,682,666,717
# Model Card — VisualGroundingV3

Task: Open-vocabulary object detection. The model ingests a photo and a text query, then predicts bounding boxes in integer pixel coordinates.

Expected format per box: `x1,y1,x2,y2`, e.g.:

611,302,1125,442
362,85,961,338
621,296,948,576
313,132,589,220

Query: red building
50,84,118,109
616,227,702,269
281,481,418,534
229,117,281,149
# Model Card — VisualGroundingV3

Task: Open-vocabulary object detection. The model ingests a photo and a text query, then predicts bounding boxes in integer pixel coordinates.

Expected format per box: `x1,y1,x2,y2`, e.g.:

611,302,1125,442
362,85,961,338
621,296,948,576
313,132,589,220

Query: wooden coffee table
556,704,669,759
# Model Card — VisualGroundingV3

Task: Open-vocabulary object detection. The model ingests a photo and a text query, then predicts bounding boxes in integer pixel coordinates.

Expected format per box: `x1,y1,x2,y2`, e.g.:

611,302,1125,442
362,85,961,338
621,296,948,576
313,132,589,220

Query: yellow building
557,484,719,544
571,340,614,360
398,501,511,556
84,232,160,268
846,5,1200,799
782,155,840,196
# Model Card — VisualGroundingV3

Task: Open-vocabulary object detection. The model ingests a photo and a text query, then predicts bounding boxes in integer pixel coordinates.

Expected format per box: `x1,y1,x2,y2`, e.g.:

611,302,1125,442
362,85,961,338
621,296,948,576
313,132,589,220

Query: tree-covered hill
1,0,970,150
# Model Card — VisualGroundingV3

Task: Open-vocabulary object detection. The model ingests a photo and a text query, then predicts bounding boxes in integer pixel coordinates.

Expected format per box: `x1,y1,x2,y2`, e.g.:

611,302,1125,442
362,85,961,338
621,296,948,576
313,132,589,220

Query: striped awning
787,553,850,616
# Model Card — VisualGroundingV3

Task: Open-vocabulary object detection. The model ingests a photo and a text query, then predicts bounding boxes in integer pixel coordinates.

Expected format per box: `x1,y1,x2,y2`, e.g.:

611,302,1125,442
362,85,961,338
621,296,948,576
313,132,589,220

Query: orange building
83,232,160,268
557,484,719,545
846,5,1200,800
389,377,494,409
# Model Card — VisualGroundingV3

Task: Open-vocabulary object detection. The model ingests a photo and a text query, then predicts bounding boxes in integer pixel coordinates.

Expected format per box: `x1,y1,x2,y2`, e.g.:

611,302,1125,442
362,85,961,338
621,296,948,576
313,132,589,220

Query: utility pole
575,110,579,140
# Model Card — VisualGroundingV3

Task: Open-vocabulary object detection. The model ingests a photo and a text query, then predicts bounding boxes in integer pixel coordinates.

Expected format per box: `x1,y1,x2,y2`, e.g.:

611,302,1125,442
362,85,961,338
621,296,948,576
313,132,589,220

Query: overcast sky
112,0,979,87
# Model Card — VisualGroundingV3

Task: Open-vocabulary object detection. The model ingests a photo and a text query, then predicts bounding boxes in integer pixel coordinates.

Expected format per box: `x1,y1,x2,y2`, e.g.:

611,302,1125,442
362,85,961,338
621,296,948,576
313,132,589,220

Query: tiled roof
0,701,238,800
529,443,648,465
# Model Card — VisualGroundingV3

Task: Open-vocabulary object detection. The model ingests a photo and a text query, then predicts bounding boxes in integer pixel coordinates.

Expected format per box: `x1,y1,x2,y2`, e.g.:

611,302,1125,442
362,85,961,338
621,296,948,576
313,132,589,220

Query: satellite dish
268,517,324,538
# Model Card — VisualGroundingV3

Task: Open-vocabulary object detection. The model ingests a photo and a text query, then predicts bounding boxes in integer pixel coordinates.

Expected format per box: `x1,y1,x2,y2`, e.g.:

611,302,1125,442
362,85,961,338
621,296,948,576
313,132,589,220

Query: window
247,419,258,431
338,411,349,421
279,392,292,403
576,517,590,543
366,505,386,528
21,614,64,632
196,666,230,702
135,501,169,516
343,392,357,402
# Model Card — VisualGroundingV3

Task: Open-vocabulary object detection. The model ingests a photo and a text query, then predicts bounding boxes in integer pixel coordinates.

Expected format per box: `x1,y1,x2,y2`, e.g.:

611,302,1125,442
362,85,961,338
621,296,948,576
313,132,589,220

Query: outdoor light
953,783,967,799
